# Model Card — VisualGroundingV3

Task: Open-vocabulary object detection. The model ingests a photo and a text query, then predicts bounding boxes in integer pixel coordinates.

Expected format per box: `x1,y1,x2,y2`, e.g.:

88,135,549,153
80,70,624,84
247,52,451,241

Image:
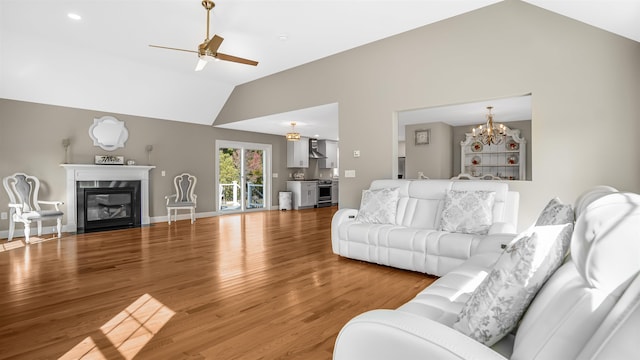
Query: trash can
279,191,292,211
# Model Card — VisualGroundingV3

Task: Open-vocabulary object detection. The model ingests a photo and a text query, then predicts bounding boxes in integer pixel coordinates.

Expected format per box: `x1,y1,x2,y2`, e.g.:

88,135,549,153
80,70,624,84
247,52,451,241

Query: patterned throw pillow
452,223,573,346
440,190,496,235
355,187,399,224
535,197,574,226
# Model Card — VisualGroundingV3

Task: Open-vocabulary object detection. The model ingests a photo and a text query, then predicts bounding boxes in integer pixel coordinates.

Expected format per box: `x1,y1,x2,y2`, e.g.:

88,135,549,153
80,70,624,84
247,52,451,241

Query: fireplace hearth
76,181,141,233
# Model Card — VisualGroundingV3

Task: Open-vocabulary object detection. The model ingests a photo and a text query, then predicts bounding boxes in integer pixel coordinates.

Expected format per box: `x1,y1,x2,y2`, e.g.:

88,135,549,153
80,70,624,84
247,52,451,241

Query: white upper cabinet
287,137,309,168
318,140,338,169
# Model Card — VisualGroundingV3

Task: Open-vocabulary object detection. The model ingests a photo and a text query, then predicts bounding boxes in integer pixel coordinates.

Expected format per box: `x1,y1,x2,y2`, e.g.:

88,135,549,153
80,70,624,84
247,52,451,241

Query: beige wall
215,0,640,230
405,122,453,179
0,99,291,233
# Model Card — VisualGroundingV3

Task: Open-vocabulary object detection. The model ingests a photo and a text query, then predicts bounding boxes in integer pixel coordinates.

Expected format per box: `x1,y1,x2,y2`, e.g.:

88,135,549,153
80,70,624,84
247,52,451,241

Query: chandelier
285,122,301,141
472,106,506,145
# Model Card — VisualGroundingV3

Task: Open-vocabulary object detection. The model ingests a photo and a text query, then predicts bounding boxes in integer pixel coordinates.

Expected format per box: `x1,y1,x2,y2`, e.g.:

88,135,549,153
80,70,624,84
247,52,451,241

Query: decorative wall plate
506,139,519,151
471,141,483,152
471,156,481,165
507,155,519,165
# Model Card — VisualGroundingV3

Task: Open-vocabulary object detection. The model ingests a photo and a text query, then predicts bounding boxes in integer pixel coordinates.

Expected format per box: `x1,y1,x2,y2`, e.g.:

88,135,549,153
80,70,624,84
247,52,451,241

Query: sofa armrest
333,310,507,360
488,222,516,234
474,233,519,255
331,208,358,254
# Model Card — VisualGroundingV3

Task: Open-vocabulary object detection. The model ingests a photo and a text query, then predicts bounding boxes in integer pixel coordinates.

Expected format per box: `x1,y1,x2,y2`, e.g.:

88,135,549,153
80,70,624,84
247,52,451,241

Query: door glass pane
219,147,242,212
245,149,265,209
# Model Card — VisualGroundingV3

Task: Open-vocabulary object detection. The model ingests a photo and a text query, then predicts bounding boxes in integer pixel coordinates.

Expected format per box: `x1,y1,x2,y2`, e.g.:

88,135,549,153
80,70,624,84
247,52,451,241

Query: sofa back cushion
368,179,509,230
512,192,640,360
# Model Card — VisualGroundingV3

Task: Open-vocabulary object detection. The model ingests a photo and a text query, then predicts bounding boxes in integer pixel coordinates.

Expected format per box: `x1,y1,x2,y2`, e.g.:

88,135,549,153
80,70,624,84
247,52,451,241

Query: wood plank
0,207,435,359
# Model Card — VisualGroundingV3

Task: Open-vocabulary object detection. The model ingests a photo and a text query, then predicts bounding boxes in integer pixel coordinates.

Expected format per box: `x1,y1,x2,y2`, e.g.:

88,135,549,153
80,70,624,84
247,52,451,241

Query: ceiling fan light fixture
199,53,216,62
195,58,208,71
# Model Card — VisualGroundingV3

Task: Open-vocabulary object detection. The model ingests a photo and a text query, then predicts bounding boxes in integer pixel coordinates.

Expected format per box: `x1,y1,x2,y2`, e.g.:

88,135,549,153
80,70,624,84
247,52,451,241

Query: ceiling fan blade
206,35,224,53
195,58,208,72
149,45,198,54
216,52,259,66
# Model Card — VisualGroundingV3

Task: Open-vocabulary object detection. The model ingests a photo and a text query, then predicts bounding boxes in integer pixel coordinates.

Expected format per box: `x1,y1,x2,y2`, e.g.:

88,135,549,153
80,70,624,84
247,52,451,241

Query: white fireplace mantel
61,164,155,232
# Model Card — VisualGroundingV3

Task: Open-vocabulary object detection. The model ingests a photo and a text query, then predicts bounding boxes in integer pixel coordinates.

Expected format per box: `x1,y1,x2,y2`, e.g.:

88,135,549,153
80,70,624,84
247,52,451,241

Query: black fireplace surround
76,180,141,233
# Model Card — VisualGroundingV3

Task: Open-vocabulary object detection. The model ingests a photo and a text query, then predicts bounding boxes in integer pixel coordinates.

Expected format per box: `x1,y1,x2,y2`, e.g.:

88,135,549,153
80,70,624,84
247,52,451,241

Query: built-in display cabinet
460,126,526,180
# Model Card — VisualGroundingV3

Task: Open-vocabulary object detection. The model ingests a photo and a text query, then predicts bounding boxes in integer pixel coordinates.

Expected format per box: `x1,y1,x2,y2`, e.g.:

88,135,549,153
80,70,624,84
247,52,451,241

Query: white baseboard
0,226,61,240
149,211,218,224
1,209,289,239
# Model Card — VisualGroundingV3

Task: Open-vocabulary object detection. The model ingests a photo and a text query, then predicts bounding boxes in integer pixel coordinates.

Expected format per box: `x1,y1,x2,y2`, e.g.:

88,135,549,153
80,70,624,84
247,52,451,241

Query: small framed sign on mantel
95,155,124,165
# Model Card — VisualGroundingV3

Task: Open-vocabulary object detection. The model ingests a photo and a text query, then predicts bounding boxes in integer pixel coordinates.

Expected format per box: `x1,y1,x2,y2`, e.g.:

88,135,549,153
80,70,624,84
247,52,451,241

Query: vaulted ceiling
1,0,638,132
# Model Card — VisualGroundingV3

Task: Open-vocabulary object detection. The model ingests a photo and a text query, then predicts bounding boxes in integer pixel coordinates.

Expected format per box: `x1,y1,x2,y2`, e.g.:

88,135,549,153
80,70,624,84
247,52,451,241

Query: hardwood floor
0,207,435,359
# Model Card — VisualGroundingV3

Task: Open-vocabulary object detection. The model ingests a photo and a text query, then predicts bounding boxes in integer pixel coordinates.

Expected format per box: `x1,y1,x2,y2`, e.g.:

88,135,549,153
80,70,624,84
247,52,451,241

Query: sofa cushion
440,190,496,235
535,197,574,226
356,187,399,224
452,223,573,346
571,192,640,292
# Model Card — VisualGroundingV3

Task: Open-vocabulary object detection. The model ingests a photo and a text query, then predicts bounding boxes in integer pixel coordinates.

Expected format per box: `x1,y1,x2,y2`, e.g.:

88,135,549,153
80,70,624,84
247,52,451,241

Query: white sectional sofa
331,179,519,276
333,186,640,359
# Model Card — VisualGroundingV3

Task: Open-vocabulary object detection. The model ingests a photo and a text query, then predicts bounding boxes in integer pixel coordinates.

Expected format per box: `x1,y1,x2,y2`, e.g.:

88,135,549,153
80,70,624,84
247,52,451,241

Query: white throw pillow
355,187,399,224
535,197,574,226
452,223,573,346
440,190,496,235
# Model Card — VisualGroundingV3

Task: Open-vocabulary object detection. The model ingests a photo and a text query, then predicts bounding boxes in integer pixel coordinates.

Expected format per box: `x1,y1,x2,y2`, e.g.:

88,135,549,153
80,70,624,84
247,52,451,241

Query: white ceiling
1,1,638,139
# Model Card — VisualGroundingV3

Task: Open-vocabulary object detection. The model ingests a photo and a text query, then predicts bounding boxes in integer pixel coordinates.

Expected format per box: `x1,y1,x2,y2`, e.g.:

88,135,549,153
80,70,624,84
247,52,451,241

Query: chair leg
167,208,171,225
8,218,15,241
37,220,43,236
56,218,62,238
24,223,31,244
191,208,195,224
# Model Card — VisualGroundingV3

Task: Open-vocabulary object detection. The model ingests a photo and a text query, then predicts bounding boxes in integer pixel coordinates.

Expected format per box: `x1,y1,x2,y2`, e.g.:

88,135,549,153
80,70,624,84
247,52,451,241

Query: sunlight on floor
59,293,175,360
0,236,60,252
0,240,25,252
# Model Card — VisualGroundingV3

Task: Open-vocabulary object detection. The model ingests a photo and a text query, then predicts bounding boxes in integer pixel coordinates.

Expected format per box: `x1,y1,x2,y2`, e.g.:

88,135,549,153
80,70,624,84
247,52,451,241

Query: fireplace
61,164,154,233
76,181,141,233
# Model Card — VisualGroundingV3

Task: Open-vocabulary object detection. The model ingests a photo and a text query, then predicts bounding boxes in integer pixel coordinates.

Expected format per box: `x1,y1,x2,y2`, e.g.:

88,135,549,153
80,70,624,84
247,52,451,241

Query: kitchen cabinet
318,140,338,169
331,180,339,205
460,126,526,180
286,181,317,209
287,137,309,168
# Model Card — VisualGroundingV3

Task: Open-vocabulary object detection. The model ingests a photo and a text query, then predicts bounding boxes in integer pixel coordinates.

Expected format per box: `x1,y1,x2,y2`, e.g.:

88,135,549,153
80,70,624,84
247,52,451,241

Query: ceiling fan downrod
203,0,215,41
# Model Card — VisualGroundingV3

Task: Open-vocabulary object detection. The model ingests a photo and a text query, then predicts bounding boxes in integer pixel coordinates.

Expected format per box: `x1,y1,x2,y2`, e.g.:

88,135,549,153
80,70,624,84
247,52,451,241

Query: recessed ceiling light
278,34,288,41
67,13,82,20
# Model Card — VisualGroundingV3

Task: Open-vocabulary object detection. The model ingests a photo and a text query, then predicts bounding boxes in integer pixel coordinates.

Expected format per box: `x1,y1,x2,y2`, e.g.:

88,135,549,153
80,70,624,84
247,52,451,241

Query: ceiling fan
149,0,258,71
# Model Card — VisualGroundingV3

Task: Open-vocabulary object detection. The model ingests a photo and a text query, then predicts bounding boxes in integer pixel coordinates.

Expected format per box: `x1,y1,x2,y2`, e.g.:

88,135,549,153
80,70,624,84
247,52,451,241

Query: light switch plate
345,170,356,178
353,150,360,158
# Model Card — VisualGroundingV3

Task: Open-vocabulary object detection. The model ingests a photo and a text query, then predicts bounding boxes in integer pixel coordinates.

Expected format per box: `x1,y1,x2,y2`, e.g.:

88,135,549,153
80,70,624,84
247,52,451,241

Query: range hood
309,139,326,159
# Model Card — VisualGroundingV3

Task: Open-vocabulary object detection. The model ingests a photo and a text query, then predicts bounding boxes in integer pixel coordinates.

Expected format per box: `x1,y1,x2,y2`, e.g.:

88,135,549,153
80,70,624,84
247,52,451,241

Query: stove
316,179,333,207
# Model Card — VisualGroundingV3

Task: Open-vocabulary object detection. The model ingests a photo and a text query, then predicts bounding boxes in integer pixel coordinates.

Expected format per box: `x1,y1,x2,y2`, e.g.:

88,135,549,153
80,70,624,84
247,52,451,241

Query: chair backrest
2,173,42,212
172,173,197,203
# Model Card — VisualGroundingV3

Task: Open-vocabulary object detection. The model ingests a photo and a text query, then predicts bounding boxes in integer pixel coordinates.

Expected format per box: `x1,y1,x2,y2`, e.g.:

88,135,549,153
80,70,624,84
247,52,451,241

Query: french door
215,140,271,213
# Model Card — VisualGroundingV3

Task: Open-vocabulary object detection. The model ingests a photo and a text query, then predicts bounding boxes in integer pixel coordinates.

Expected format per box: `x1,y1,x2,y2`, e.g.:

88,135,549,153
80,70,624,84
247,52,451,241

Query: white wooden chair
2,173,64,243
165,173,197,224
